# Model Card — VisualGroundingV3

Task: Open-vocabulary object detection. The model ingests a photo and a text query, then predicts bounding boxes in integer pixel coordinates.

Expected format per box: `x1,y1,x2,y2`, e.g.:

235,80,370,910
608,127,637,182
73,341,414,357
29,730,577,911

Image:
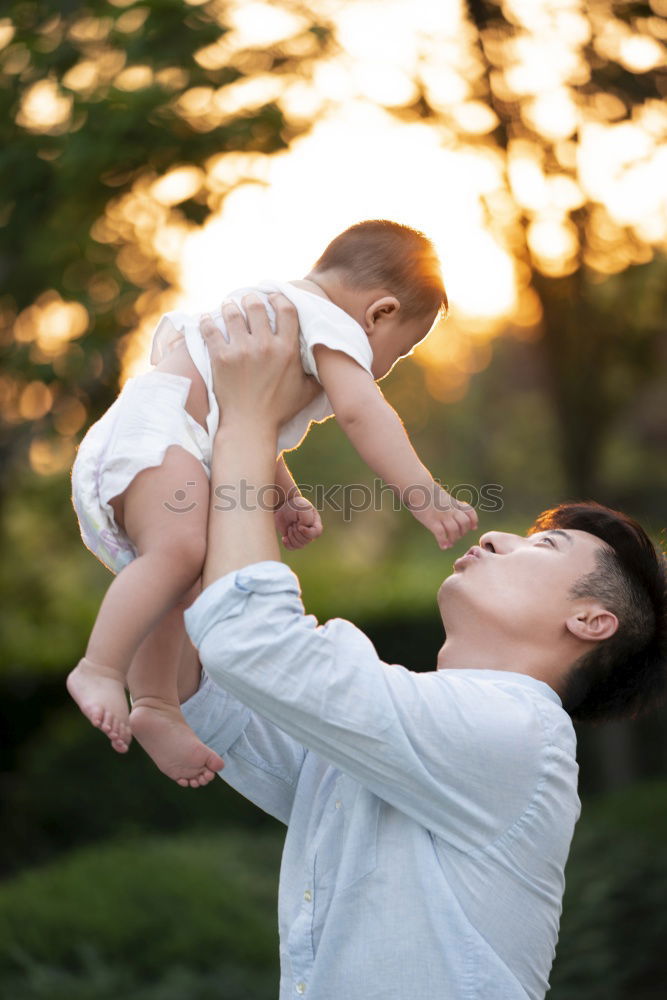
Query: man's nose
478,530,522,554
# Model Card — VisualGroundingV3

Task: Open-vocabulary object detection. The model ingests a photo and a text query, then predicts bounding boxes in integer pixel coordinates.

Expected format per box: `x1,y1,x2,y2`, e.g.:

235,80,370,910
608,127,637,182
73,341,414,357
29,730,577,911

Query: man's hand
275,494,323,550
199,293,318,431
198,293,317,586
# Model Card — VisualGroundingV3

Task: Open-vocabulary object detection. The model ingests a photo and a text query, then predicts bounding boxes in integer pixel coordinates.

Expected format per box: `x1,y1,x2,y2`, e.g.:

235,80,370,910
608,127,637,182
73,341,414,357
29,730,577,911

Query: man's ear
364,296,400,333
565,603,619,643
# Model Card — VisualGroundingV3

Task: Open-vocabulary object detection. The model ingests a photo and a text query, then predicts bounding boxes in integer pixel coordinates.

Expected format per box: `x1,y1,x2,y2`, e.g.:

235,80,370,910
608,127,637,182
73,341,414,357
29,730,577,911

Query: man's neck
436,632,565,695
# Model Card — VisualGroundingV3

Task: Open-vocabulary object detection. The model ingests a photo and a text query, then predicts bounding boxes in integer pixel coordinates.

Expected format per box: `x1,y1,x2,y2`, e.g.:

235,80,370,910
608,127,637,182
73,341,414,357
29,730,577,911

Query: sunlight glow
16,79,72,134
525,88,579,140
14,294,89,360
0,19,15,50
29,437,76,477
226,2,308,48
114,65,153,91
178,105,516,333
91,0,667,394
151,167,205,206
619,35,665,73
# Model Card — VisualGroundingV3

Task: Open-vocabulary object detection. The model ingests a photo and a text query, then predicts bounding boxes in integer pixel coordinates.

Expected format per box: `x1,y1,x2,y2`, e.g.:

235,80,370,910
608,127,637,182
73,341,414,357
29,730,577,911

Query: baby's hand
275,494,323,550
408,484,478,550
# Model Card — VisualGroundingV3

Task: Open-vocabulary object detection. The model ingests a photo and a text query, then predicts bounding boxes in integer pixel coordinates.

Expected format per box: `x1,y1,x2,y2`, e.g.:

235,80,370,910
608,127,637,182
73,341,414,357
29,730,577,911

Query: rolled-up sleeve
184,562,546,852
181,668,307,825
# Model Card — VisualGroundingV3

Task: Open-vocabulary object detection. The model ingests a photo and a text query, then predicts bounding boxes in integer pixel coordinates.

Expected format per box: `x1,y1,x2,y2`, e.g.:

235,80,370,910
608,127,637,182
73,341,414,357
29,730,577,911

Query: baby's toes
205,750,224,772
89,705,104,728
100,708,114,734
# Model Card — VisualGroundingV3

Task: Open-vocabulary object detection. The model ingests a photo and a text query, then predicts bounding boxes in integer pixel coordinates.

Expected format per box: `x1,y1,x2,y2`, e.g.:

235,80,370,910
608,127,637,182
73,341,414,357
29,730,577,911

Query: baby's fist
275,494,323,550
411,485,478,550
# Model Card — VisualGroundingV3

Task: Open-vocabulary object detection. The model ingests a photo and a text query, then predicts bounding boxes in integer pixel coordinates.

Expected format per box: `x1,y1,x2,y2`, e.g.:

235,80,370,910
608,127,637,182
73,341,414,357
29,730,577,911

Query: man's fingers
268,293,299,339
199,312,227,346
241,293,273,339
221,300,249,340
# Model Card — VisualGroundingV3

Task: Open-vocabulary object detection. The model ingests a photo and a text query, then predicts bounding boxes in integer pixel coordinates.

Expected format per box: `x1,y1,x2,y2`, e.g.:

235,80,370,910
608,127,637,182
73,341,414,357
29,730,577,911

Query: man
178,294,666,1000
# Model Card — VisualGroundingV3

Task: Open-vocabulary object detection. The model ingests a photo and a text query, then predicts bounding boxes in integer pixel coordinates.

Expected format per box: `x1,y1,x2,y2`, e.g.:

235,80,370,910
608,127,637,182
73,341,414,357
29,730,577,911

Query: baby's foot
66,657,132,752
129,697,224,787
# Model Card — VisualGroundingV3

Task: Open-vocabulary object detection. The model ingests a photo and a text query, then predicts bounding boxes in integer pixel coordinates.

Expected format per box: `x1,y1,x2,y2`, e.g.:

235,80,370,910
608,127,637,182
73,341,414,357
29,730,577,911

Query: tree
0,0,333,505
398,0,667,497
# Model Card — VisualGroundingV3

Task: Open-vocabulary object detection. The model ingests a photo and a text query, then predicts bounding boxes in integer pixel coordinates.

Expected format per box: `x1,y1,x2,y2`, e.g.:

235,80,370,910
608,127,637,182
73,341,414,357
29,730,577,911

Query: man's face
438,527,610,642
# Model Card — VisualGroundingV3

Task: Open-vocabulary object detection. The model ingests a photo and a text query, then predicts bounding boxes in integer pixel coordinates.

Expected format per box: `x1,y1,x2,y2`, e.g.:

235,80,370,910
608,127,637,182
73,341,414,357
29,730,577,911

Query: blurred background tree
385,0,667,500
0,0,333,504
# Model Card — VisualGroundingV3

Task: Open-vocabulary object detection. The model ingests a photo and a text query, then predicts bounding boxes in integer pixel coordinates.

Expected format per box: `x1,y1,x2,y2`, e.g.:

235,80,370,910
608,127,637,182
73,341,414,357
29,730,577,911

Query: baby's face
370,310,439,380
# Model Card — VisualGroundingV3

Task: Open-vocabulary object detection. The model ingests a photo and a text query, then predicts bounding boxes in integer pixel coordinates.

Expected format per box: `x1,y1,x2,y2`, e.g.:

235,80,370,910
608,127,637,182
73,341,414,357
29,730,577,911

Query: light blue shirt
182,561,581,1000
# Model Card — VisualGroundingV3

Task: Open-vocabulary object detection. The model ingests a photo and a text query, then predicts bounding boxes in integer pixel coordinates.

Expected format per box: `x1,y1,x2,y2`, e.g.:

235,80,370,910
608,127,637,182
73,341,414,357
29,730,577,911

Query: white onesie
71,280,373,574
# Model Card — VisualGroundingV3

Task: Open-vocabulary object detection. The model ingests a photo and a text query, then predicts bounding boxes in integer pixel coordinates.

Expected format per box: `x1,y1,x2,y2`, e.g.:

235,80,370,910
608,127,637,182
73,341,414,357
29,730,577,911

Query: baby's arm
275,455,300,501
313,346,477,548
274,455,323,549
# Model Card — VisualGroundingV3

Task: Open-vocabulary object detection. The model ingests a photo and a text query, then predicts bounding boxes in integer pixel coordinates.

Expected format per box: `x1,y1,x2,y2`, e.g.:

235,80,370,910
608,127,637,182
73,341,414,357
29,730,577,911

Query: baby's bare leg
127,581,223,787
67,445,209,751
176,577,204,705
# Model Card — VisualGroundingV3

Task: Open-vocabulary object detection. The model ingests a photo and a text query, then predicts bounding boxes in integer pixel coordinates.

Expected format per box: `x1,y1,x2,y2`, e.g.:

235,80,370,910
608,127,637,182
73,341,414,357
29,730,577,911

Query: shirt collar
439,668,563,708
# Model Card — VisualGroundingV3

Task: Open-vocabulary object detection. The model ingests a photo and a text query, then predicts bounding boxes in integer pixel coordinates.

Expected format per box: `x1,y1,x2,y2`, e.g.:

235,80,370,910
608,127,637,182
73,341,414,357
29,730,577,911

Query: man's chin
437,572,462,610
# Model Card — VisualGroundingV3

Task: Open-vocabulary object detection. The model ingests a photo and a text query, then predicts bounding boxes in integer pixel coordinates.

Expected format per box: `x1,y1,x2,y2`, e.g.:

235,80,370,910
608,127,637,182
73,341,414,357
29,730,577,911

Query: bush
4,748,667,998
0,830,283,1000
550,779,667,999
0,707,279,874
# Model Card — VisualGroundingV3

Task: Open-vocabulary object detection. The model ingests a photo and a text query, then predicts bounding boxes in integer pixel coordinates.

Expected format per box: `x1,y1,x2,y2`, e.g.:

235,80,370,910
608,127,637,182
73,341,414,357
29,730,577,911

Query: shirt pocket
330,774,381,893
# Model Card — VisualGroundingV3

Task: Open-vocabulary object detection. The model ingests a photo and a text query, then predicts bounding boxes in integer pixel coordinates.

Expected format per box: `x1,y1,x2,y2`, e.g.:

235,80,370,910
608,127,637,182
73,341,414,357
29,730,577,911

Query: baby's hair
312,220,447,322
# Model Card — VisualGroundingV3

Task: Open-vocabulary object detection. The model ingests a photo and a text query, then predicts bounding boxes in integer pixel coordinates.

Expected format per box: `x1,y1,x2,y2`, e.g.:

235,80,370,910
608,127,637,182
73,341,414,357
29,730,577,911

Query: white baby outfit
71,280,373,574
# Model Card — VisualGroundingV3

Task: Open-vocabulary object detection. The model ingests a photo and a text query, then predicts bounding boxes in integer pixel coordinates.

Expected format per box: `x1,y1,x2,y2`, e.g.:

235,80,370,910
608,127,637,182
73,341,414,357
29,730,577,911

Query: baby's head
308,220,447,379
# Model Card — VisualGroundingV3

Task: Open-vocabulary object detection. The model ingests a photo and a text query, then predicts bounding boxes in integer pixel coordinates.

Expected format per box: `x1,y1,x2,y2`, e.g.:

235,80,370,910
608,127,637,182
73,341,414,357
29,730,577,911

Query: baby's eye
539,536,556,547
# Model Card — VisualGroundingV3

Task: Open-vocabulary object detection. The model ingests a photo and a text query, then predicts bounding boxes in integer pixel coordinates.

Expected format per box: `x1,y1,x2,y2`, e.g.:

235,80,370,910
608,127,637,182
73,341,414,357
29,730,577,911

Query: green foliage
2,784,667,999
0,830,282,999
550,779,667,999
0,0,334,488
0,701,280,874
393,1,667,497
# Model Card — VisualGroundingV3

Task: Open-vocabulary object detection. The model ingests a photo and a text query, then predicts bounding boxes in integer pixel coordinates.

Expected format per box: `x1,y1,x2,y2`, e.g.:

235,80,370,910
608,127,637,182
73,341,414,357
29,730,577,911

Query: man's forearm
202,422,282,589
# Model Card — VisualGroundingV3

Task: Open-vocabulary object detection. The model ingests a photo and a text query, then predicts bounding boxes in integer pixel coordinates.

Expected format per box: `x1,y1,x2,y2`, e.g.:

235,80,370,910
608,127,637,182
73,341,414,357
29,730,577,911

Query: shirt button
296,983,306,994
303,889,312,902
335,800,341,809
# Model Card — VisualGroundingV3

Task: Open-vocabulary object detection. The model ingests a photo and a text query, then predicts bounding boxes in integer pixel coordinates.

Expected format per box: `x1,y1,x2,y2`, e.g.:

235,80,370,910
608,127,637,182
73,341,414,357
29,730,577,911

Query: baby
67,219,478,787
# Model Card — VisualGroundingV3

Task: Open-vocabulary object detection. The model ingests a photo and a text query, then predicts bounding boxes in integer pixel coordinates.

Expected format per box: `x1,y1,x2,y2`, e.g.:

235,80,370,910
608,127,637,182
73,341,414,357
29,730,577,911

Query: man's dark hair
312,220,447,322
530,502,666,724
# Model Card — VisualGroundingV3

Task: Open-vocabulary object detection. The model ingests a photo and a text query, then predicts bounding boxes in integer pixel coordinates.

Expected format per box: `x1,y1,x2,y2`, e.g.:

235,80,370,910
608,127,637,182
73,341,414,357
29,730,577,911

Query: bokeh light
6,0,667,471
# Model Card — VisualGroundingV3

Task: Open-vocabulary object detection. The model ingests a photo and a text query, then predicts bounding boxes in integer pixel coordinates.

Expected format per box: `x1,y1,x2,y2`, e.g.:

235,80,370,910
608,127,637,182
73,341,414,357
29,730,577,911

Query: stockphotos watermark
163,480,504,519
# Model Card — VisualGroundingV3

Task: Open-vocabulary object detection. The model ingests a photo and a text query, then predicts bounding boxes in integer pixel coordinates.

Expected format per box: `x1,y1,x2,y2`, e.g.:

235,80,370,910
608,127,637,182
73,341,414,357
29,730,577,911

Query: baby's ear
365,296,400,331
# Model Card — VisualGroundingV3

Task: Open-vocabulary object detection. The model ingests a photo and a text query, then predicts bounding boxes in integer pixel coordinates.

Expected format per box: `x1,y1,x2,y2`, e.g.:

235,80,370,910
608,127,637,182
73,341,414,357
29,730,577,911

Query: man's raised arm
186,295,543,854
198,293,313,587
